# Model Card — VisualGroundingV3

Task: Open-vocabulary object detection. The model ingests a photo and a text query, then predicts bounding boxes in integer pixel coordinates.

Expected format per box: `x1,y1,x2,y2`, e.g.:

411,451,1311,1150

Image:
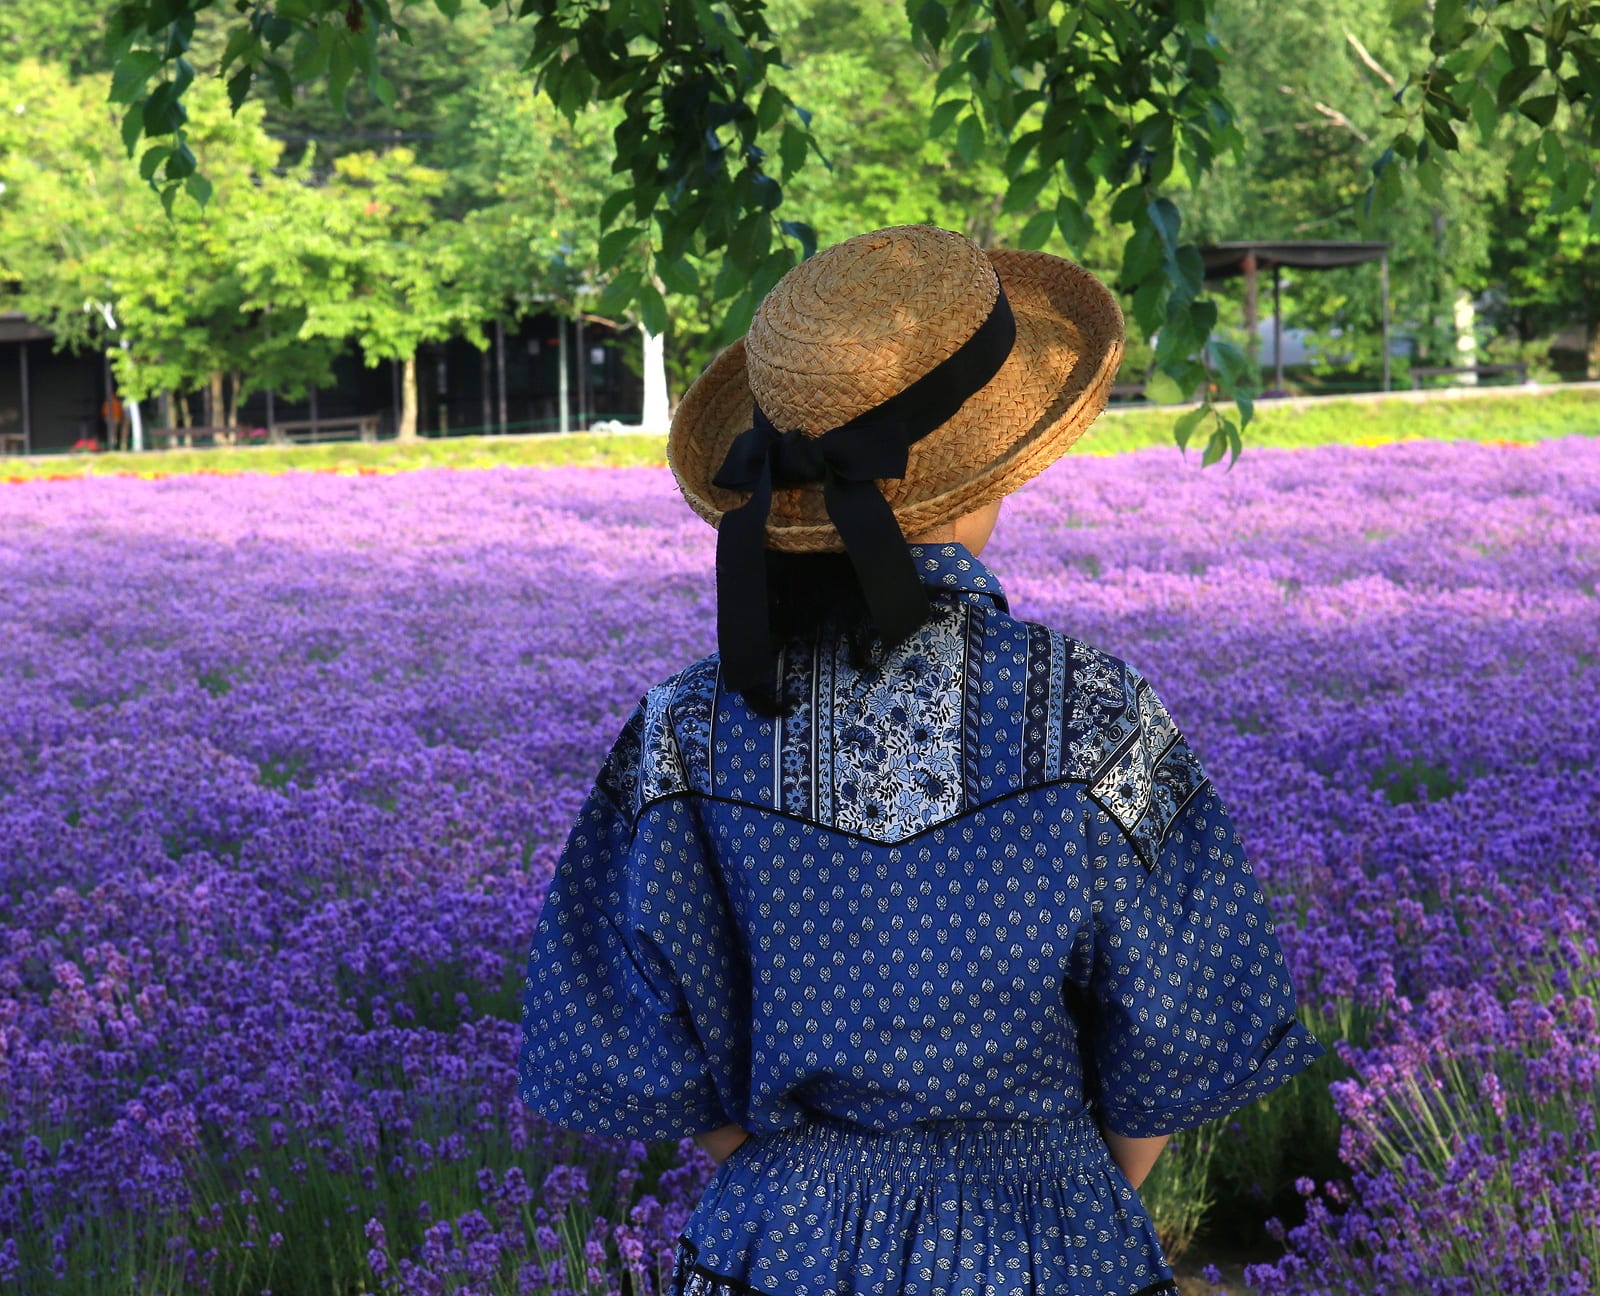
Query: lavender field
2,437,1598,1295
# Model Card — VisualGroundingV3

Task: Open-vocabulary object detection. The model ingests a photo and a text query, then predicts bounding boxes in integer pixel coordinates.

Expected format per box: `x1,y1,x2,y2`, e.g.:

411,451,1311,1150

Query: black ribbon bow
711,285,1017,696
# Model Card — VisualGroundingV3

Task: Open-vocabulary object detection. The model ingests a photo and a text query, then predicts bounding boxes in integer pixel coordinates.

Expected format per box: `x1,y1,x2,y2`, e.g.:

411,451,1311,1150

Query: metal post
480,340,492,433
575,317,588,429
495,318,508,435
102,354,117,447
1272,263,1284,393
19,340,31,455
1242,250,1259,371
557,315,570,435
1380,252,1392,393
391,358,402,437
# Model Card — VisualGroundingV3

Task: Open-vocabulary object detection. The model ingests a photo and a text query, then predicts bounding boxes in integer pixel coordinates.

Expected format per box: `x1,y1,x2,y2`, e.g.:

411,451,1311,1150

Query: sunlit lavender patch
1,437,1597,1293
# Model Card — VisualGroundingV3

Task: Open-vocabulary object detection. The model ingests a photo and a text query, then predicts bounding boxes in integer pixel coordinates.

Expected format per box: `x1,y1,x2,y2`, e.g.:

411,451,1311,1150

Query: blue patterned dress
519,542,1327,1296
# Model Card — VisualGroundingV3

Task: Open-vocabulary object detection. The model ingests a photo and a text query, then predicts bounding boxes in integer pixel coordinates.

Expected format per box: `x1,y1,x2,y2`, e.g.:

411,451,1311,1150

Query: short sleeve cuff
519,1071,730,1143
1096,1016,1328,1139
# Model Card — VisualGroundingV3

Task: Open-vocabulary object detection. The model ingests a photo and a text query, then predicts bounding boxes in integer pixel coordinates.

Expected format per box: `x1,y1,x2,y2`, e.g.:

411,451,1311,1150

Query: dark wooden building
0,311,643,454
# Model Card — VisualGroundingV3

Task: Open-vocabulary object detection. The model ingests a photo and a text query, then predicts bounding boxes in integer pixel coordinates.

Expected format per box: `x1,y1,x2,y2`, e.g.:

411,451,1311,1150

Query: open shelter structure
1197,241,1391,392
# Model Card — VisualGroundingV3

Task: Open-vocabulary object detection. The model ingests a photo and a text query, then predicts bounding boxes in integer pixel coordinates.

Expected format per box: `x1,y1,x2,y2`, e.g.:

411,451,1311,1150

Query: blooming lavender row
1,437,1597,1292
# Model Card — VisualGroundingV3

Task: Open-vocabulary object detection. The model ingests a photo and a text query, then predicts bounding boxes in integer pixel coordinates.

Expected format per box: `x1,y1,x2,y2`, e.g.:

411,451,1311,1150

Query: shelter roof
0,312,53,344
1197,241,1389,279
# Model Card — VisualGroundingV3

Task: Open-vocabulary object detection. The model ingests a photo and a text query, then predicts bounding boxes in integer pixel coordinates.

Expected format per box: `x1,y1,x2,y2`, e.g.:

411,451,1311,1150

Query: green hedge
4,387,1597,480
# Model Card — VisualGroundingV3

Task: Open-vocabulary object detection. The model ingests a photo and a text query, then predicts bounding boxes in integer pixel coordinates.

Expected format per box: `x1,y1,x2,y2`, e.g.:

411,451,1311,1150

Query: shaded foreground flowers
1,436,1597,1293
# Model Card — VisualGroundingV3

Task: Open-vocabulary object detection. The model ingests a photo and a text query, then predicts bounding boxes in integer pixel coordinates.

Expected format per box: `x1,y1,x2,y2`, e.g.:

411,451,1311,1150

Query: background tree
236,147,486,441
100,0,1599,465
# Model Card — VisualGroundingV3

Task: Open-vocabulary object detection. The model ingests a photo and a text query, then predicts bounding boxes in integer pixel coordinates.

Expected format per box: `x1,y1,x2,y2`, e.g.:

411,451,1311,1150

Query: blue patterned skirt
668,1113,1180,1296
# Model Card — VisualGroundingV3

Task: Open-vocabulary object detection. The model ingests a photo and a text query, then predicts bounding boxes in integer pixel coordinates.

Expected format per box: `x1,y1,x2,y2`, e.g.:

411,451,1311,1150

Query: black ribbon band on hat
711,284,1017,696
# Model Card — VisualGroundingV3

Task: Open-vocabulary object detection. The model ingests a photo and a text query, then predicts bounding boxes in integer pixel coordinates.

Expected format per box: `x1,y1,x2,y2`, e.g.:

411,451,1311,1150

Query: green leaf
637,281,669,337
261,15,294,49
263,60,293,108
164,140,196,181
779,219,818,259
184,171,214,210
654,256,699,296
1432,0,1466,42
226,67,253,113
328,40,356,112
1147,196,1181,255
1496,63,1543,110
1144,370,1187,404
929,98,965,137
1018,209,1056,250
1056,195,1094,254
780,123,807,180
955,113,984,164
599,227,640,270
914,0,951,50
110,50,162,104
595,270,642,320
600,189,634,232
755,87,786,135
1208,338,1252,388
1120,224,1163,288
436,0,464,16
1002,169,1052,214
139,143,173,183
1201,426,1228,467
1172,404,1210,450
1109,185,1145,226
370,72,397,110
120,99,146,156
1518,94,1560,127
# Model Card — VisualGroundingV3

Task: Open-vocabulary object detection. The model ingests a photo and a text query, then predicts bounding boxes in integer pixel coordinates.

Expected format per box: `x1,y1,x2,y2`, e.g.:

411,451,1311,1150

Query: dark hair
735,548,922,719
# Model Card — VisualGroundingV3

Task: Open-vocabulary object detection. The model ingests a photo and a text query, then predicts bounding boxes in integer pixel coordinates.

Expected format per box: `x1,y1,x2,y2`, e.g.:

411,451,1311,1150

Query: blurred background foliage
1,0,1597,439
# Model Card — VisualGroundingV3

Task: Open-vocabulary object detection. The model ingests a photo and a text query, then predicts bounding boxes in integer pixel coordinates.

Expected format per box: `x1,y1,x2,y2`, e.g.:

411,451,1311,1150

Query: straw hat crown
743,228,1001,437
669,223,1125,554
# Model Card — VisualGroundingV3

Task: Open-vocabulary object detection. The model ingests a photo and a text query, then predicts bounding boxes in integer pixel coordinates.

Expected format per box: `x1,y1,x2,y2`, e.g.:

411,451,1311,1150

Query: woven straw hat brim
668,246,1125,552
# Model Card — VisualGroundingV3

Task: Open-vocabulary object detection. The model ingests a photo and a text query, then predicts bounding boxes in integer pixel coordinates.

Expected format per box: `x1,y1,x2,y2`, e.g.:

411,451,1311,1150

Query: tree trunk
206,371,224,429
640,324,669,432
226,369,242,430
398,354,419,442
1587,314,1600,381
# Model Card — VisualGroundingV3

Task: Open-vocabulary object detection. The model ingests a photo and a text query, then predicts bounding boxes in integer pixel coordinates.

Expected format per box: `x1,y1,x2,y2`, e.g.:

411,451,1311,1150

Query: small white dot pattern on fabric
518,542,1327,1296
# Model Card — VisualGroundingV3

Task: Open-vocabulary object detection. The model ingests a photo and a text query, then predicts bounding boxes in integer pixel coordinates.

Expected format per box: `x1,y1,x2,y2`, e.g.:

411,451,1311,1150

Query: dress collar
906,542,1009,613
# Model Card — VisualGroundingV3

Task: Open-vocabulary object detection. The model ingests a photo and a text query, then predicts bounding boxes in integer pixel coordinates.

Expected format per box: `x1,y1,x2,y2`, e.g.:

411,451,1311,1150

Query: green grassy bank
5,386,1597,481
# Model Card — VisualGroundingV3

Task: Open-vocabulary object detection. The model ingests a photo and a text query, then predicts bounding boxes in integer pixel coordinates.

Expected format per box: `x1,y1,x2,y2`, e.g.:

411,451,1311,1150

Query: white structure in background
85,300,143,452
1246,320,1414,369
1454,290,1478,383
640,326,669,433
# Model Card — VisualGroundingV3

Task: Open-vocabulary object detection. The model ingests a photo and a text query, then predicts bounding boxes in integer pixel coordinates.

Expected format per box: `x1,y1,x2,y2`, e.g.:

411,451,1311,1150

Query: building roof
0,312,53,344
1197,241,1390,279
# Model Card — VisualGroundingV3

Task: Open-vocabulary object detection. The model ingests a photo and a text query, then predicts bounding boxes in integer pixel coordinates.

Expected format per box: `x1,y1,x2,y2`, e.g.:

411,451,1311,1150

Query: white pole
89,301,143,452
640,324,669,432
557,314,570,435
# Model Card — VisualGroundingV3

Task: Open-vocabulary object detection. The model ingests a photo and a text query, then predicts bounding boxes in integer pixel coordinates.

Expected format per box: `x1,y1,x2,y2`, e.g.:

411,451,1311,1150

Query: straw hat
666,224,1124,693
670,224,1124,546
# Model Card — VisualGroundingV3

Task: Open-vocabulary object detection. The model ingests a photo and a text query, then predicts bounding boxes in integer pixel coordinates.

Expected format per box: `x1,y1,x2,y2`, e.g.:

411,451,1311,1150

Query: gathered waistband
731,1110,1111,1186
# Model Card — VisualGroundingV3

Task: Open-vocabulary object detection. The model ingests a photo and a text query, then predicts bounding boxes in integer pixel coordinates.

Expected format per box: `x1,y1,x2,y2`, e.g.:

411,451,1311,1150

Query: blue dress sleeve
1085,678,1327,1139
517,693,740,1141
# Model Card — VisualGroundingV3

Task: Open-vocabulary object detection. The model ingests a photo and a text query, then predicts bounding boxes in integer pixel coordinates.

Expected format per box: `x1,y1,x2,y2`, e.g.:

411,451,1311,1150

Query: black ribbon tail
715,459,779,694
823,470,929,646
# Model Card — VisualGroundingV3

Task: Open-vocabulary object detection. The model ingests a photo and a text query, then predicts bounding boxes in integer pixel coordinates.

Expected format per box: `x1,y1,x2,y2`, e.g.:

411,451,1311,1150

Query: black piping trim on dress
625,775,1198,851
670,1235,1182,1296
